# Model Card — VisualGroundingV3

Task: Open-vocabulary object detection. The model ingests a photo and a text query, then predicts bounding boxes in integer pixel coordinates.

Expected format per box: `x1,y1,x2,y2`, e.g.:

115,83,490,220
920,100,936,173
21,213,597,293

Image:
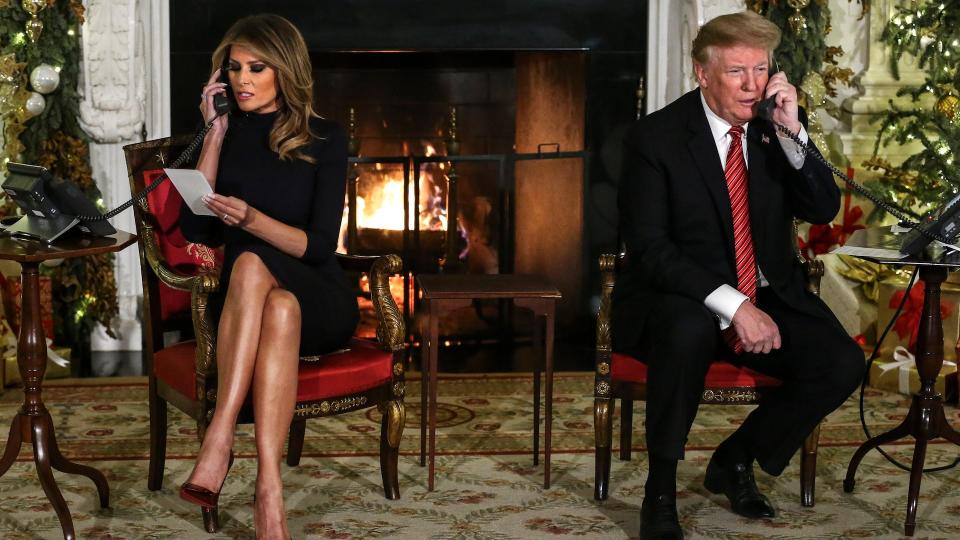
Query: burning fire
338,144,448,252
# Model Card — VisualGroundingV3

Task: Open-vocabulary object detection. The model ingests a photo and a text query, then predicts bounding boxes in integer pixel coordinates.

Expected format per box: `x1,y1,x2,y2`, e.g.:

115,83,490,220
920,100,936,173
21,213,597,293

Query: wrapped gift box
819,253,882,345
876,275,960,361
869,346,958,402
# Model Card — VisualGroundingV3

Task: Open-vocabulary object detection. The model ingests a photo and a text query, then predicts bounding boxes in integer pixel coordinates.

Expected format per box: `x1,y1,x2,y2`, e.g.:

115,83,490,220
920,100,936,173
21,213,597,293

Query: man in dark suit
612,11,863,539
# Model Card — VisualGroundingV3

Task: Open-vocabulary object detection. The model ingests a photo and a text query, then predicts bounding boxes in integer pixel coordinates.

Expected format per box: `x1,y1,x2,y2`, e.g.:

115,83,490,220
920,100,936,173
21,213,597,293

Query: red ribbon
890,280,954,352
798,191,865,260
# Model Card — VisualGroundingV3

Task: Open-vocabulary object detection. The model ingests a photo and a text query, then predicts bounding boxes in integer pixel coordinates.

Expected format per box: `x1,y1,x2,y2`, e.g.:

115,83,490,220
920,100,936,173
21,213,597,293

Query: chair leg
594,397,614,501
800,422,821,508
380,399,405,500
147,378,167,492
619,399,633,461
286,418,307,467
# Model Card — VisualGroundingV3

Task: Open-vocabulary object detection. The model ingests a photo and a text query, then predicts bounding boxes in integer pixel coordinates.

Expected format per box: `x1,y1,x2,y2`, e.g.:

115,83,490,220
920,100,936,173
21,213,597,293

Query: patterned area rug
0,374,957,539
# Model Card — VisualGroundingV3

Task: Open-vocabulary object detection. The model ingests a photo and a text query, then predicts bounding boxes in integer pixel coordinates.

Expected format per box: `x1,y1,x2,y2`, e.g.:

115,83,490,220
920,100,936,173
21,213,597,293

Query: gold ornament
21,0,44,16
936,94,960,120
22,0,46,42
787,0,811,35
25,17,43,42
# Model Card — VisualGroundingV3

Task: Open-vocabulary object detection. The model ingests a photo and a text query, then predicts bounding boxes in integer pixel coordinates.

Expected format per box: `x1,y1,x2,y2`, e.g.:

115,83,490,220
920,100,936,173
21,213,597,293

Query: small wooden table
417,274,561,490
0,231,136,540
841,228,960,536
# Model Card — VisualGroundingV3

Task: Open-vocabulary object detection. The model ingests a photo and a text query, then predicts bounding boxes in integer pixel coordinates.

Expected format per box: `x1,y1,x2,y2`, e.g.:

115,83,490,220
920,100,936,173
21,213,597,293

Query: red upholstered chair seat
153,338,393,403
611,352,782,388
297,339,393,402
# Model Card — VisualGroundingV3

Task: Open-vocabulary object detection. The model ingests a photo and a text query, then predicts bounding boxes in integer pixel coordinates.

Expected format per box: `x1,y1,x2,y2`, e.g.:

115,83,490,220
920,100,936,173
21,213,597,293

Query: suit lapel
686,91,735,262
746,123,771,260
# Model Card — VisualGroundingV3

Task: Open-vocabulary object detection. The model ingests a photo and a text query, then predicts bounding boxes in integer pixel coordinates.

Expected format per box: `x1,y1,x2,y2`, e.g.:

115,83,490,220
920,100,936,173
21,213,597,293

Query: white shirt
699,92,809,329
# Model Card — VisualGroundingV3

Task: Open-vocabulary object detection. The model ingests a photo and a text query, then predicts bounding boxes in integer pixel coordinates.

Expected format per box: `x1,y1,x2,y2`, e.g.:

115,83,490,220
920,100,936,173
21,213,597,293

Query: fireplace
169,0,648,346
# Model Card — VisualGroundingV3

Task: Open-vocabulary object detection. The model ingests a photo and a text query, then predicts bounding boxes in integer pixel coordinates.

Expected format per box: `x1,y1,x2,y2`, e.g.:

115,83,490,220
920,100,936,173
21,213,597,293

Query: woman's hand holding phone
763,71,802,135
199,69,229,134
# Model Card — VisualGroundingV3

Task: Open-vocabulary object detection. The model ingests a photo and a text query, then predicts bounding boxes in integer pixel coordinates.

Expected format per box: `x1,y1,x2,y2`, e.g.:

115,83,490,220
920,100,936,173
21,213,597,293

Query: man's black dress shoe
703,455,775,519
639,494,683,540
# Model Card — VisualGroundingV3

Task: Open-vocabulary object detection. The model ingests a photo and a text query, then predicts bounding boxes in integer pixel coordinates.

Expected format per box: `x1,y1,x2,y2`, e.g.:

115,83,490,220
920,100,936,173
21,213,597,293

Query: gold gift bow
881,346,957,394
835,255,898,303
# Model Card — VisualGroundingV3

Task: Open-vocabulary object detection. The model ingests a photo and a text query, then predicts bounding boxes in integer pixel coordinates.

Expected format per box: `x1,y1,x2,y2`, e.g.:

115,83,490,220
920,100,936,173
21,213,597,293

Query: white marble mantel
79,0,170,352
76,0,886,351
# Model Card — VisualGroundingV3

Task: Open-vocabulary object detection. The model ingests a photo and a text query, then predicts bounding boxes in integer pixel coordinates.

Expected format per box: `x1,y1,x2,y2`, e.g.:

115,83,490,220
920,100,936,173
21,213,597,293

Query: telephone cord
770,122,952,245
74,117,218,222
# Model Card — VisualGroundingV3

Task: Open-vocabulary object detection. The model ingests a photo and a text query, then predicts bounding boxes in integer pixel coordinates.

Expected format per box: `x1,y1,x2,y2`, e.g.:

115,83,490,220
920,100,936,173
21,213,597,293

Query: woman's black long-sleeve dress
180,111,359,355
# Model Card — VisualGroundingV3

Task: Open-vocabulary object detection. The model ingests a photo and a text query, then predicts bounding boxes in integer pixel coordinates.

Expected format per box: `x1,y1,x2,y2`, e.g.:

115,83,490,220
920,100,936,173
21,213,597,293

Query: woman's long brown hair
212,14,320,163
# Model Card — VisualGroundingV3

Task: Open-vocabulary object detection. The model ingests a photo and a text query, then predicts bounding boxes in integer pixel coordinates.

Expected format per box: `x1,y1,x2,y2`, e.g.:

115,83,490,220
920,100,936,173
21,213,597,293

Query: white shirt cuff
777,124,808,169
704,284,749,330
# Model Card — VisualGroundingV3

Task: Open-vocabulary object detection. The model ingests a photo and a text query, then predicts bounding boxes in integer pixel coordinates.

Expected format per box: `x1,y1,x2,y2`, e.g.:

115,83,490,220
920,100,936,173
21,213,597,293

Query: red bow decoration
798,191,865,260
799,223,843,259
890,280,954,352
838,191,866,244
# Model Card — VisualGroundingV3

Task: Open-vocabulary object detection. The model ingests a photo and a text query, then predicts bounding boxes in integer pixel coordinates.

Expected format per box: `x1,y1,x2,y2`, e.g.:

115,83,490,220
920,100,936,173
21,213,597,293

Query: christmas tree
865,0,960,219
0,1,119,352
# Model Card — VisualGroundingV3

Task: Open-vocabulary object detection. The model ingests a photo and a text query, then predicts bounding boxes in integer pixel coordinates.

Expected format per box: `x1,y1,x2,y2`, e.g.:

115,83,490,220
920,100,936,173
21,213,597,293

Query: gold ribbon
835,255,898,302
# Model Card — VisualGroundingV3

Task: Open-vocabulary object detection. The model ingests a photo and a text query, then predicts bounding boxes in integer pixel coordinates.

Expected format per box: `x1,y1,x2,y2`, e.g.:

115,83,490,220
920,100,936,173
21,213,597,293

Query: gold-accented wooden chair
123,136,407,533
593,239,824,507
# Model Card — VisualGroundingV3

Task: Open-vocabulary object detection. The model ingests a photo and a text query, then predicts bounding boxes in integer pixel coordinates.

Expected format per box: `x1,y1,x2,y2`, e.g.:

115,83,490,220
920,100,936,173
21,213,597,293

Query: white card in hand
164,168,215,216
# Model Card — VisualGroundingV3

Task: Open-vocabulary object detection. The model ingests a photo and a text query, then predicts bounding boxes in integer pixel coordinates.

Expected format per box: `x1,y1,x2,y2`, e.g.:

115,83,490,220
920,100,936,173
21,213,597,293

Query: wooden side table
841,228,960,536
0,231,136,540
417,274,561,490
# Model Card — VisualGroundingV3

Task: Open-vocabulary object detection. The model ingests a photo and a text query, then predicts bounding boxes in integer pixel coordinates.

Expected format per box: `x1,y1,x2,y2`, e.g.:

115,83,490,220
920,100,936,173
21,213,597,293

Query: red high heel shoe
180,451,235,533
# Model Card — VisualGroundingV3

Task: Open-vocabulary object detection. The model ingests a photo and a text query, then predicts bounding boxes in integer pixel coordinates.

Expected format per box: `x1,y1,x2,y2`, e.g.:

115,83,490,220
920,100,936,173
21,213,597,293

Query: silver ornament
29,64,59,94
25,91,45,118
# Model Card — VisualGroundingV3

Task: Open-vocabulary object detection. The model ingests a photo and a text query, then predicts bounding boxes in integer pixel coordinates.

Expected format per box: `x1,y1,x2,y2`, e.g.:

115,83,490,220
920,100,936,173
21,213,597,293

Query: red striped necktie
724,125,757,354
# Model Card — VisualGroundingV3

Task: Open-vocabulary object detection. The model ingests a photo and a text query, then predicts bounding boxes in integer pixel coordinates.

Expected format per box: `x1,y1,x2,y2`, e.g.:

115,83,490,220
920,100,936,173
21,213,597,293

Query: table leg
0,414,23,477
46,414,109,508
543,303,555,490
419,304,428,468
32,416,75,540
428,305,439,491
532,311,542,467
844,414,911,492
905,433,929,537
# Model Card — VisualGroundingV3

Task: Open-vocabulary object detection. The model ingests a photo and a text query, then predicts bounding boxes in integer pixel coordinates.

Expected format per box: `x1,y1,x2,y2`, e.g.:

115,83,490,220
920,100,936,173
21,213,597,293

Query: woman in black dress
178,14,358,539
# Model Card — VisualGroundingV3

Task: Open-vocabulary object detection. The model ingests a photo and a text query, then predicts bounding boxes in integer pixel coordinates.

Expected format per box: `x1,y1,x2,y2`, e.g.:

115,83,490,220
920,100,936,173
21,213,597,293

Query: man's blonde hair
691,11,781,66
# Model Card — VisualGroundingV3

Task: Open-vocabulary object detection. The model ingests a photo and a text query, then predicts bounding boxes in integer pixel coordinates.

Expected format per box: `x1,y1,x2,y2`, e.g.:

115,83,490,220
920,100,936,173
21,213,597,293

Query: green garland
751,0,828,85
865,0,960,218
748,0,861,100
0,1,119,348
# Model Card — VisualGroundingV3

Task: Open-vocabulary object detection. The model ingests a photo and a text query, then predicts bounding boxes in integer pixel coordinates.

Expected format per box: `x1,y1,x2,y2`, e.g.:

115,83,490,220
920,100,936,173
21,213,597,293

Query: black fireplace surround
169,0,647,342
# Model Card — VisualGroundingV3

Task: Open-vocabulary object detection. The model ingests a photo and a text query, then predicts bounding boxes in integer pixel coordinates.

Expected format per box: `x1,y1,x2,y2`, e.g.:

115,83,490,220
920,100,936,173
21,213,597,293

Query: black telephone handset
213,66,234,117
756,92,960,256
